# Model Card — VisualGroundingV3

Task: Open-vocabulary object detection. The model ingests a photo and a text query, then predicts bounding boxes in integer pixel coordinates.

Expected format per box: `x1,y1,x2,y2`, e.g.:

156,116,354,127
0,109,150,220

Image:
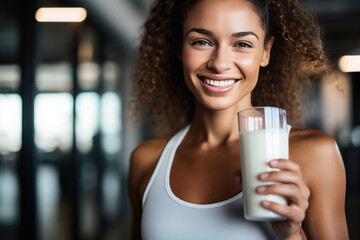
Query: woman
129,0,349,239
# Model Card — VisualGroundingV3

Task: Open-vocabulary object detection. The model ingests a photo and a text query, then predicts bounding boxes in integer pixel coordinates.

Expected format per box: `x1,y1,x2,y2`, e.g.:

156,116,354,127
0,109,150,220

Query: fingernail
262,200,271,207
257,186,267,193
259,172,269,179
270,160,279,166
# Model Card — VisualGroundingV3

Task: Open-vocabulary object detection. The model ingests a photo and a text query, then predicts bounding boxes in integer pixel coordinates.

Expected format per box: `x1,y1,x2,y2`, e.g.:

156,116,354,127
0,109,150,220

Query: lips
197,75,241,93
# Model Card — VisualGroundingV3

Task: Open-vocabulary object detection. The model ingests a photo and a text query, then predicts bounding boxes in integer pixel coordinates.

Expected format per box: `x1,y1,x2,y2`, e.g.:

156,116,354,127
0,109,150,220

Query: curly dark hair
133,0,329,137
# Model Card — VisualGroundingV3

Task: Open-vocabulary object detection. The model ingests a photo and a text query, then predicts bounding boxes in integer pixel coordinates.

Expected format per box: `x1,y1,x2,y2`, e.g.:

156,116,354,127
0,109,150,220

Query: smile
198,75,240,94
203,78,236,87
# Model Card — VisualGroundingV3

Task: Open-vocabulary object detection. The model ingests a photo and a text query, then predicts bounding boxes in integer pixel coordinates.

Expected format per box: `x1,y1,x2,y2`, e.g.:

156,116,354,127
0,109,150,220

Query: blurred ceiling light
338,55,360,73
35,7,87,22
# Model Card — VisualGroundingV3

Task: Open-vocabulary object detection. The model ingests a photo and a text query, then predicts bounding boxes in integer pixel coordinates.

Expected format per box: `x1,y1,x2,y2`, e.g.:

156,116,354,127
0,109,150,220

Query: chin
199,98,238,111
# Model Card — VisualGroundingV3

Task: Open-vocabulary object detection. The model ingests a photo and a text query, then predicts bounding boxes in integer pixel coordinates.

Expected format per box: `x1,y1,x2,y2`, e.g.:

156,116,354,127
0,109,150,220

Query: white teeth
204,78,236,87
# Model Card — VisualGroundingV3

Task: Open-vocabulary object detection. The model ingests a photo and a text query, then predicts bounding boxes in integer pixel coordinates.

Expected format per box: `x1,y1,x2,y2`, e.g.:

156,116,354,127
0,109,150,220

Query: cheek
182,45,210,72
235,54,263,76
182,59,195,87
182,52,200,73
181,50,198,92
237,54,261,67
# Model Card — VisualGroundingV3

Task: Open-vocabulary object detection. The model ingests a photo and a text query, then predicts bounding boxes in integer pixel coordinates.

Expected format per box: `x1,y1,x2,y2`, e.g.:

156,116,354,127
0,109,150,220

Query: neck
188,100,252,146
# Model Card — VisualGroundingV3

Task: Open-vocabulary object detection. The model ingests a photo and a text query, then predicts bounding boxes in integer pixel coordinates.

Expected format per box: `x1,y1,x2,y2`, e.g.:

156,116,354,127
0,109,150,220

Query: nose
207,46,232,73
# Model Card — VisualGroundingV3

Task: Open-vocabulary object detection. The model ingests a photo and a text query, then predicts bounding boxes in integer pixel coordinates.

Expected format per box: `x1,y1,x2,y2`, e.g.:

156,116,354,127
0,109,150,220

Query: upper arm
291,130,348,240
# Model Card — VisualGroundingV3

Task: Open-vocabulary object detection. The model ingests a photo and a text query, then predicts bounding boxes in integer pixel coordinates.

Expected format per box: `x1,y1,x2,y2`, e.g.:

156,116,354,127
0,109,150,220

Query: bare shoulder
128,137,170,200
289,128,345,186
289,128,341,160
130,138,170,169
289,128,339,151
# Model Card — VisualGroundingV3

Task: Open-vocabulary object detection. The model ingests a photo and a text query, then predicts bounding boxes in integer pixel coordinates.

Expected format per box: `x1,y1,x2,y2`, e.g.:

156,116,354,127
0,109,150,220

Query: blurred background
0,0,359,239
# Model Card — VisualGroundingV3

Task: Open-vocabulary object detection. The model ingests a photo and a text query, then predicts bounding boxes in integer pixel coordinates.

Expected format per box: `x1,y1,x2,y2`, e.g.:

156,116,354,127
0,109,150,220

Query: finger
259,170,301,185
262,200,306,223
257,184,309,209
268,159,301,173
260,165,311,199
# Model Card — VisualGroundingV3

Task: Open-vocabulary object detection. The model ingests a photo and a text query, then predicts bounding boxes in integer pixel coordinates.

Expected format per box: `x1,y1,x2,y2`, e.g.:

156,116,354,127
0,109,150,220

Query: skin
128,0,349,239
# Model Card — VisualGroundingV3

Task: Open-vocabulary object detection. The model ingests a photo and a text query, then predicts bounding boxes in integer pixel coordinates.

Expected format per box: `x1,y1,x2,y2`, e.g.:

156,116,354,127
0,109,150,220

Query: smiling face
181,0,273,111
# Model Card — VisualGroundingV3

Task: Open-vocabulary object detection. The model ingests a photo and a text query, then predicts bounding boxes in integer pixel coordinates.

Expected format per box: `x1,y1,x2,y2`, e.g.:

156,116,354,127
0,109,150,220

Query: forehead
183,0,264,37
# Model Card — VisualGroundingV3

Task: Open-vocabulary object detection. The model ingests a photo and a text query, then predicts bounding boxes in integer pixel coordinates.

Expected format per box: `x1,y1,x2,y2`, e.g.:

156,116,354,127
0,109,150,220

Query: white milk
239,128,289,221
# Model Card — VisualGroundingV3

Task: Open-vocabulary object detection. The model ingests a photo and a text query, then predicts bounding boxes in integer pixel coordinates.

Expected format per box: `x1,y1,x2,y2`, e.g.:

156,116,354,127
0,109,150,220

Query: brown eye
192,40,211,46
234,42,252,48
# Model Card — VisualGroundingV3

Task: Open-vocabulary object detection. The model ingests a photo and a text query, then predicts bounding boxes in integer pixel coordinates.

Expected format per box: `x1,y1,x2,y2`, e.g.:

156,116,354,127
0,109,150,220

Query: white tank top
141,125,278,240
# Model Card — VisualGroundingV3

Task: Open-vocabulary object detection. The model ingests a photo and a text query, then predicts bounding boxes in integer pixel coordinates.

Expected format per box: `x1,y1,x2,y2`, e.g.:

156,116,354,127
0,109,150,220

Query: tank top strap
142,125,191,206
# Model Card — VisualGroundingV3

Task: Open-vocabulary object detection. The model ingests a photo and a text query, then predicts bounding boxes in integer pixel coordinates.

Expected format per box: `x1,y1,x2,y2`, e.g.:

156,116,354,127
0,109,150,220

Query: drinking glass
237,106,289,221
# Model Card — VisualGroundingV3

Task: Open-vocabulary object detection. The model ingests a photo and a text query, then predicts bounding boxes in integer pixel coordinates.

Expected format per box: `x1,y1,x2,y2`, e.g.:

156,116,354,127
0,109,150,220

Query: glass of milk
237,106,289,221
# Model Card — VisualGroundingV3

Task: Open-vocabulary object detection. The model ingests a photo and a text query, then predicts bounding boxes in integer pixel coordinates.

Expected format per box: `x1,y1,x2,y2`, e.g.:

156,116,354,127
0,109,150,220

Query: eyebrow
186,28,213,36
232,31,259,40
186,28,259,40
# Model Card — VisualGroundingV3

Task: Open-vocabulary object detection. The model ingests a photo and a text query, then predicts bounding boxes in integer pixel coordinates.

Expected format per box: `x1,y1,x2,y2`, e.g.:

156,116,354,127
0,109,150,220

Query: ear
260,36,274,67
